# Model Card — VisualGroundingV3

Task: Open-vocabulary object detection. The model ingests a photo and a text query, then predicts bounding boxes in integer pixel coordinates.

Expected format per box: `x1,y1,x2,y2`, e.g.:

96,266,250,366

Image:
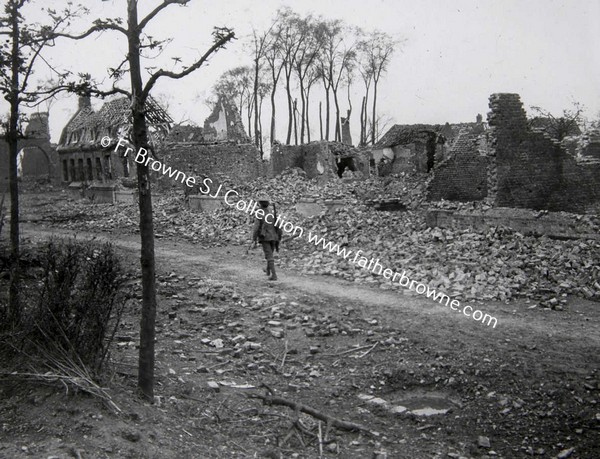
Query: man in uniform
252,193,282,281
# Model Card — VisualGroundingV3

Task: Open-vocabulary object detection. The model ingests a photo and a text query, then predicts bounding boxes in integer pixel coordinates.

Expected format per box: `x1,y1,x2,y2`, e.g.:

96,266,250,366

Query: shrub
1,239,128,376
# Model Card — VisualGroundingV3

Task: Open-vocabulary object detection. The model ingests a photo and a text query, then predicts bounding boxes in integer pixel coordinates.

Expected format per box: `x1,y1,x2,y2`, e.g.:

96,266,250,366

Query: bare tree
368,112,394,144
355,29,374,146
276,8,309,145
250,27,273,154
292,14,318,144
263,15,285,146
303,65,320,143
358,30,396,145
530,102,584,141
255,78,271,153
52,0,234,399
315,19,356,143
0,0,86,326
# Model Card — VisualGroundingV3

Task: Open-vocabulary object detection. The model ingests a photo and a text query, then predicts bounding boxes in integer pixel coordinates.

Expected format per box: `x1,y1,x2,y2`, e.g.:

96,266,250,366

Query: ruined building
201,95,250,143
427,93,600,213
270,141,370,180
372,124,448,175
0,112,57,190
57,95,172,190
157,97,262,187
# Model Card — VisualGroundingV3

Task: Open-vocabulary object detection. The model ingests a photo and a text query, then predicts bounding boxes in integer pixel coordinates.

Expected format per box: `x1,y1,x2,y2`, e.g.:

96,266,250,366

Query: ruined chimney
476,113,483,124
78,95,91,110
24,112,50,139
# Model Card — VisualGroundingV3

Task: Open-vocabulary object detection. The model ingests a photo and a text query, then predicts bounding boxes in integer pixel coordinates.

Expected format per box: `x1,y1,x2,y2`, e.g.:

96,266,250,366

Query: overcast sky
5,0,600,143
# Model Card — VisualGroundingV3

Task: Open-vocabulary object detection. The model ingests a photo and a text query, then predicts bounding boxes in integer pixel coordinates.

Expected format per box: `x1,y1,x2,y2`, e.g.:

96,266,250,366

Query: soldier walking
252,193,282,281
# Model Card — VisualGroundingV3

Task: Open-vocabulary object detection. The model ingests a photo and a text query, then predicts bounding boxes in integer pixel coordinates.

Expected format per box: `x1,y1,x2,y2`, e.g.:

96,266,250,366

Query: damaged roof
59,96,173,146
374,124,445,149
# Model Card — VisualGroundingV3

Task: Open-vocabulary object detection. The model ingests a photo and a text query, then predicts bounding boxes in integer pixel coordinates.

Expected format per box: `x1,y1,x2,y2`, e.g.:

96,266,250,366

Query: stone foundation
426,208,599,240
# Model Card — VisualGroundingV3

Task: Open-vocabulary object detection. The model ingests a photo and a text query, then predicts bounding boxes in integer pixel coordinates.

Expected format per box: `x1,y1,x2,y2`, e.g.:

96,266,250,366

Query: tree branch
50,22,127,40
248,392,373,435
19,41,46,94
24,83,130,108
141,28,234,100
138,0,189,31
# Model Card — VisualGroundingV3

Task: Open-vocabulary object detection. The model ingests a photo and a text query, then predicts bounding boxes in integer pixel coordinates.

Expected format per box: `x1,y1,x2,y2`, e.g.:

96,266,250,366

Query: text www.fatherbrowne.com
305,233,498,328
109,136,498,329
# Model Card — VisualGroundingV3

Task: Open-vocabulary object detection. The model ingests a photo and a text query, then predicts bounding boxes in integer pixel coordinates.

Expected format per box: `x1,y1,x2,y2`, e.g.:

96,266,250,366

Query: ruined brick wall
161,142,265,186
427,150,488,202
389,144,417,174
1,113,57,189
426,131,489,202
270,142,337,179
1,138,57,190
270,143,304,176
203,97,249,143
488,93,600,213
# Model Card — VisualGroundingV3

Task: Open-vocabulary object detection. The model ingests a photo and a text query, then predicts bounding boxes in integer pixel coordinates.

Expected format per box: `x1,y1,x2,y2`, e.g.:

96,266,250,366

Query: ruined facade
270,141,369,180
202,96,250,143
159,138,265,188
372,124,447,175
0,112,57,190
57,96,172,187
156,98,262,188
427,122,490,202
427,93,600,213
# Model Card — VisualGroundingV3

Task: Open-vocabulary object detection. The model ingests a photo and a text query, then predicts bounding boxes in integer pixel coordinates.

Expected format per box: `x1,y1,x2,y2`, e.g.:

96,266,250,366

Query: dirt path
21,223,600,344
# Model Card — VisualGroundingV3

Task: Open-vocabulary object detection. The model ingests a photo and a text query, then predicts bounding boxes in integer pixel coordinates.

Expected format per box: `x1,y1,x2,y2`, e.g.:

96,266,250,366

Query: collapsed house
56,93,264,200
57,95,172,197
270,141,370,180
371,124,449,175
427,93,600,213
370,115,488,178
0,112,58,190
157,96,263,188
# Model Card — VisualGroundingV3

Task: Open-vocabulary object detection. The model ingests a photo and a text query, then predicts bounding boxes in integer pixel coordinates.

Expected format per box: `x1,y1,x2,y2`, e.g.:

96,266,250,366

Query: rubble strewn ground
23,170,600,308
2,223,599,458
3,172,599,458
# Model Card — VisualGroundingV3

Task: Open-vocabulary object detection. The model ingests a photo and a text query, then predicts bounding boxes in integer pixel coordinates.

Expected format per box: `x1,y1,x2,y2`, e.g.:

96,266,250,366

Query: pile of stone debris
278,204,600,304
41,168,600,305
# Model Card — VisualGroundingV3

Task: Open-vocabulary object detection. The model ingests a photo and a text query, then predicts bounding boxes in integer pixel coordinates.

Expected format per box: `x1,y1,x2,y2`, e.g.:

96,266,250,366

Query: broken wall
161,142,265,187
427,94,600,213
489,93,600,213
203,97,249,143
0,113,57,190
270,142,339,179
427,150,488,202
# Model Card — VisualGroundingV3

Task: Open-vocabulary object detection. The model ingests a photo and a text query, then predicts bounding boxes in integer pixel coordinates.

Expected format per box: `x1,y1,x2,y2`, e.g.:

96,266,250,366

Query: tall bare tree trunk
319,101,323,140
253,57,260,150
333,89,341,142
258,95,264,153
305,86,312,143
270,88,277,145
128,0,158,401
7,3,21,326
324,83,330,141
293,98,298,145
285,74,293,145
371,81,378,145
360,95,366,146
299,78,306,144
247,100,253,139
